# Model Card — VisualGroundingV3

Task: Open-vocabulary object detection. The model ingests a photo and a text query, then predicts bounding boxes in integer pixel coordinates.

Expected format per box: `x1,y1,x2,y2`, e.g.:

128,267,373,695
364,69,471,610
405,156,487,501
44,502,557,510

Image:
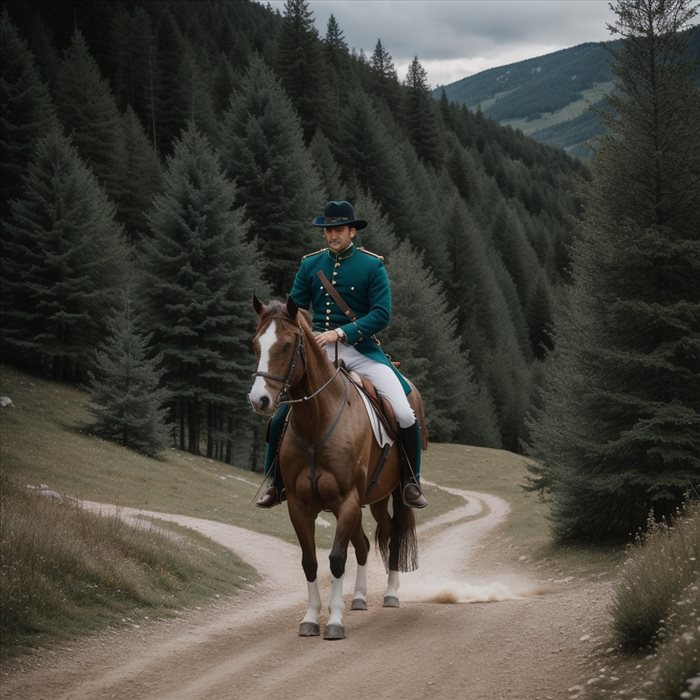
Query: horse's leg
383,487,419,606
349,513,370,611
370,498,401,608
325,495,361,640
287,500,321,637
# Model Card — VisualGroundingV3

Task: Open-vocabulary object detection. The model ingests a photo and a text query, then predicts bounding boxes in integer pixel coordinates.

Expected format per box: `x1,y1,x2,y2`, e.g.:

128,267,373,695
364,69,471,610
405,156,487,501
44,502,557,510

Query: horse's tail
374,488,418,573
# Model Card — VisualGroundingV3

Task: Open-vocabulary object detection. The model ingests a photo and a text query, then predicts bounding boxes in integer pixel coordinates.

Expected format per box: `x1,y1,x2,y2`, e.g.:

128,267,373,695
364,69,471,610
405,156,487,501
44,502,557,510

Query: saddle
342,366,429,450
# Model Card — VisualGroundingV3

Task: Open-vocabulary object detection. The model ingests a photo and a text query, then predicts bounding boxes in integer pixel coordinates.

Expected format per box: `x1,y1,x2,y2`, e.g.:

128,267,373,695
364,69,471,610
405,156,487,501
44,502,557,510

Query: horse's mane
259,299,313,330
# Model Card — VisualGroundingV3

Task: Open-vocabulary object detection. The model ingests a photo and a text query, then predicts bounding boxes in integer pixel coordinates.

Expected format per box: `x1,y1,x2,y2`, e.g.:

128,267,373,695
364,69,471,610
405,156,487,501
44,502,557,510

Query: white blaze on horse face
249,321,279,414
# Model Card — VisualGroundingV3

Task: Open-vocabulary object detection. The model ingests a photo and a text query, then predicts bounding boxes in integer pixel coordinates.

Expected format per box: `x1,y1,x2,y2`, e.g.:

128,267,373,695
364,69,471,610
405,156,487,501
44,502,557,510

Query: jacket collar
327,242,355,262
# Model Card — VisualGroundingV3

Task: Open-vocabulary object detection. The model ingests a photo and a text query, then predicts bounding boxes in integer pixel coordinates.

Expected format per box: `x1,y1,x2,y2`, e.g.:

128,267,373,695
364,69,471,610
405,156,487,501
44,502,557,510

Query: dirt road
1,486,612,700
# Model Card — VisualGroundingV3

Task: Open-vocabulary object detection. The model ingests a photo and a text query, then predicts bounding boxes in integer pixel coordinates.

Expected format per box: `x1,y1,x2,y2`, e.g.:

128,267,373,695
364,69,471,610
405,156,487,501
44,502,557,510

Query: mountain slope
436,27,699,158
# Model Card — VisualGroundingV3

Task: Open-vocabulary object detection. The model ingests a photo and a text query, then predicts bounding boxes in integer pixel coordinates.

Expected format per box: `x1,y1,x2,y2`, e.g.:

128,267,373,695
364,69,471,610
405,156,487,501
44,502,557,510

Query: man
256,200,427,509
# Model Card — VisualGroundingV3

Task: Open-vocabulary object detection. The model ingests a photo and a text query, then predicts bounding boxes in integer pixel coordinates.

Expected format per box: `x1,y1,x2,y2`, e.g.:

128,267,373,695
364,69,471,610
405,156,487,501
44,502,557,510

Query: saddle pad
352,382,394,448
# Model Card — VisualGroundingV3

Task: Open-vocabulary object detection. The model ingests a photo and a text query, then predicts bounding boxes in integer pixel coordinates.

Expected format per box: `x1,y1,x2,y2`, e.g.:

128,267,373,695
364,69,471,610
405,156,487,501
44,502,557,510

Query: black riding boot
256,481,286,508
256,410,288,509
398,424,428,509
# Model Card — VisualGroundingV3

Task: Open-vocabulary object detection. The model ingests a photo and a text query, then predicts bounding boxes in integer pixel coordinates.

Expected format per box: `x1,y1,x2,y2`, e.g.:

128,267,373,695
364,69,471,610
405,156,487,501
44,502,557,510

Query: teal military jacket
289,243,410,392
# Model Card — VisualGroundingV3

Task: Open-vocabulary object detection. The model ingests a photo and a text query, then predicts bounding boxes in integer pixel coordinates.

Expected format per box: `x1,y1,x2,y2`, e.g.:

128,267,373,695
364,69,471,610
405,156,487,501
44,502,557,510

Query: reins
289,375,349,511
252,312,347,511
252,314,342,408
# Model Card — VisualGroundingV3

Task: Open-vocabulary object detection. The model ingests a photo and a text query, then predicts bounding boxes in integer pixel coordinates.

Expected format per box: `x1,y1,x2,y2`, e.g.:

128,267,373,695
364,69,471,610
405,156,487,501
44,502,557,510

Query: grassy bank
582,501,700,700
0,473,258,657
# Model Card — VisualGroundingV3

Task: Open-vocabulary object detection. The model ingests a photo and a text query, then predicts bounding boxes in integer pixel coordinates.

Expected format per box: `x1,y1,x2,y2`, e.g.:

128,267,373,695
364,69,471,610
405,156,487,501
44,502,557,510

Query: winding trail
1,486,611,700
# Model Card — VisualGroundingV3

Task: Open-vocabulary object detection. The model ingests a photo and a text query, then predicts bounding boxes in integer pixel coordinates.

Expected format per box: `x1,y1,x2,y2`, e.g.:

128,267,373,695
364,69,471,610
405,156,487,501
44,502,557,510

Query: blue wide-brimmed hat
311,200,367,230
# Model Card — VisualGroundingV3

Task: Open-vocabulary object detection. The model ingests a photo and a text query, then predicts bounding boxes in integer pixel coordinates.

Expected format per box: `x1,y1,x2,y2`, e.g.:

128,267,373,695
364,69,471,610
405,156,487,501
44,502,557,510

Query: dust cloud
401,577,546,604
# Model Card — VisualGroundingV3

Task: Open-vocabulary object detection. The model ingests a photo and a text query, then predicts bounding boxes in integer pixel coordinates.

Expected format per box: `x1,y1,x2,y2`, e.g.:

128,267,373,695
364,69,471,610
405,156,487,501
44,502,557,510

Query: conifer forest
2,0,698,540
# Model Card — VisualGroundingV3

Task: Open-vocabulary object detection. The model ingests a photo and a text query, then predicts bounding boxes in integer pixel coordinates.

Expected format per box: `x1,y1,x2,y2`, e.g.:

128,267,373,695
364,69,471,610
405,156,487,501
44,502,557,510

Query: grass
425,443,623,580
500,81,614,137
578,501,700,700
0,362,621,658
0,472,258,657
605,501,700,700
611,502,700,651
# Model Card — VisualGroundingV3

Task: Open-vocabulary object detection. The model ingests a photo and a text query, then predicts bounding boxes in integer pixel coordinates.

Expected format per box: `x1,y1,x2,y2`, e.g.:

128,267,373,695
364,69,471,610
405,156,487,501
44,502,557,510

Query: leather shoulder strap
316,270,356,321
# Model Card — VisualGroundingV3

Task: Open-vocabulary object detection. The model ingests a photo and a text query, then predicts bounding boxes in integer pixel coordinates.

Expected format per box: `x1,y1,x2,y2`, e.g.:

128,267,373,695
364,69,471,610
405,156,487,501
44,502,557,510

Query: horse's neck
290,329,345,432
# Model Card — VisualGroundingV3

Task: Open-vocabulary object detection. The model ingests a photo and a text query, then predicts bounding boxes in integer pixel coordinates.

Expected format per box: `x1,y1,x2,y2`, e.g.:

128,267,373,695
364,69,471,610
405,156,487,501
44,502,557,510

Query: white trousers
323,340,416,428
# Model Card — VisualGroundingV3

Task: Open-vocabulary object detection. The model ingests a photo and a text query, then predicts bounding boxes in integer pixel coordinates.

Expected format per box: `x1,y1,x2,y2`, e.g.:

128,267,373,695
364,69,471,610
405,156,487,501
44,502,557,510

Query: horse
247,295,420,640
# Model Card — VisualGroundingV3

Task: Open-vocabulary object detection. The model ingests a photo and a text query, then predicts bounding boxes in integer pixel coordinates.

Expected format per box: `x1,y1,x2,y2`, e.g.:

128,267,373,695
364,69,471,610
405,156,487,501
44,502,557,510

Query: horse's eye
282,342,292,353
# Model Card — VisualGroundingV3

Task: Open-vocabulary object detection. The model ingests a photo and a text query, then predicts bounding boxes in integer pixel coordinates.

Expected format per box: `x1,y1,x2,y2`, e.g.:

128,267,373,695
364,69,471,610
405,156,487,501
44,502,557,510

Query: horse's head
248,295,305,416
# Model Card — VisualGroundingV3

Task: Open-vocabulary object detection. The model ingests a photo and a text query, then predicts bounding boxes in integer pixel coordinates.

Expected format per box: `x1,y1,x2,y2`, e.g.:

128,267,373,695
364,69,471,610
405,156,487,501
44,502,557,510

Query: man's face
324,224,355,254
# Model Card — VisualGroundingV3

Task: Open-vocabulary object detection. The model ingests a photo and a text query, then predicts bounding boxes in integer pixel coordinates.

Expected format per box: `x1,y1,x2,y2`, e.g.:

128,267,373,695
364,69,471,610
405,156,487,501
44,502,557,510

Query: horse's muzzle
248,392,274,416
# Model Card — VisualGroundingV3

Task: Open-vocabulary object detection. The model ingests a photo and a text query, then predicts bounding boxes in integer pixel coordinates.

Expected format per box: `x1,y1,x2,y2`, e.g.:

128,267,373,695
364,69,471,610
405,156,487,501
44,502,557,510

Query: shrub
610,499,700,651
647,579,700,700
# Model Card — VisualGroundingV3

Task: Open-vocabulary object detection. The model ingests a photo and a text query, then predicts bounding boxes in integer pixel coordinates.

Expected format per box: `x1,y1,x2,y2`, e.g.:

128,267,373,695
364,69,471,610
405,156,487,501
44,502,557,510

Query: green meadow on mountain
436,26,700,158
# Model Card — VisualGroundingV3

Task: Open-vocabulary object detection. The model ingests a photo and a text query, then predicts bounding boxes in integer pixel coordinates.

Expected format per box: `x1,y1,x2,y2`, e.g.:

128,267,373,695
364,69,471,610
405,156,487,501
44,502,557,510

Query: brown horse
248,296,419,640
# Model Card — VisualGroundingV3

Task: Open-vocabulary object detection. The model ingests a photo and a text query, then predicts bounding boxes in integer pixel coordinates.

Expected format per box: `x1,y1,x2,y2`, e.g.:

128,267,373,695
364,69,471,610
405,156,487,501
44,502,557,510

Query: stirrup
402,482,428,509
256,485,286,508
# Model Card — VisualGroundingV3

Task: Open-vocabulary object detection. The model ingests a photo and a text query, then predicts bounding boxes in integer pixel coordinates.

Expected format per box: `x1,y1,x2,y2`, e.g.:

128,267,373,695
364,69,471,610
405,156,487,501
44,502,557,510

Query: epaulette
358,247,384,261
301,248,327,260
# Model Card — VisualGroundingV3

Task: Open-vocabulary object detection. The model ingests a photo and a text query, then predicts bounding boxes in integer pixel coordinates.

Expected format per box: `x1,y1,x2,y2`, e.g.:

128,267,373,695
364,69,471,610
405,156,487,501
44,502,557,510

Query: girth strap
288,374,349,511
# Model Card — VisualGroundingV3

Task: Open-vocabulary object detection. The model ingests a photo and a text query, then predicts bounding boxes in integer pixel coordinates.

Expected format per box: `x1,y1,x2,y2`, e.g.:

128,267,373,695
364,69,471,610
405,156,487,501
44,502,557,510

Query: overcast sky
261,0,617,87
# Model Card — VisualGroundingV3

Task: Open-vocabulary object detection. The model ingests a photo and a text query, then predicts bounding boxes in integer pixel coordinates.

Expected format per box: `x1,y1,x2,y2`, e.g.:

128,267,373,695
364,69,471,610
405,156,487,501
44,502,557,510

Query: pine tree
323,13,348,67
350,188,399,259
526,0,700,541
370,39,398,81
0,8,55,221
210,53,238,117
309,129,345,200
336,90,418,238
398,141,450,280
174,40,218,144
218,56,323,296
488,201,542,352
120,106,163,240
53,29,126,210
381,241,500,446
362,38,402,117
128,6,159,147
16,6,60,87
1,128,128,382
274,0,326,143
440,191,530,450
152,8,188,156
88,292,171,457
320,13,351,141
141,123,268,457
403,56,444,170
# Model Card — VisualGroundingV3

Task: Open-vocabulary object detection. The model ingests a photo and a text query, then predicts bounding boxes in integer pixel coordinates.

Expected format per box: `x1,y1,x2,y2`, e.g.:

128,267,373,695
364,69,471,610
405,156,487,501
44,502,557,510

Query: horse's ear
253,294,264,315
286,296,299,320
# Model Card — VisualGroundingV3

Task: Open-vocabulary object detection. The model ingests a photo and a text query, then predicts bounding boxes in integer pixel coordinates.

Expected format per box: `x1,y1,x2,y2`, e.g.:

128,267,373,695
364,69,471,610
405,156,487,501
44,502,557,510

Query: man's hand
315,329,343,347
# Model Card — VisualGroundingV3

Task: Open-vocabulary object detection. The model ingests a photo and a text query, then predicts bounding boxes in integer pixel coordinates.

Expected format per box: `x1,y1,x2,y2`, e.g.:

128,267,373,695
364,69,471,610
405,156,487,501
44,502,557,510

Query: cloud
261,0,616,86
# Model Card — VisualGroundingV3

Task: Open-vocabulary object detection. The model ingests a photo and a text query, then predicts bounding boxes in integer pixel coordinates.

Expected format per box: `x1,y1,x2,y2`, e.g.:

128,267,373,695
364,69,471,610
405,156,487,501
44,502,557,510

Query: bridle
252,315,341,407
252,316,304,390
